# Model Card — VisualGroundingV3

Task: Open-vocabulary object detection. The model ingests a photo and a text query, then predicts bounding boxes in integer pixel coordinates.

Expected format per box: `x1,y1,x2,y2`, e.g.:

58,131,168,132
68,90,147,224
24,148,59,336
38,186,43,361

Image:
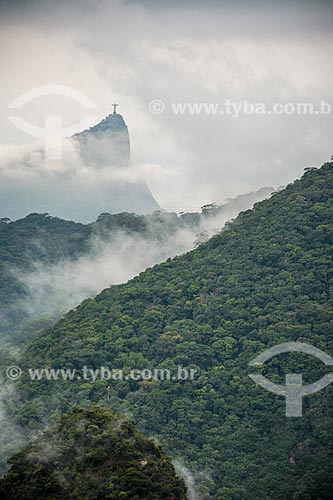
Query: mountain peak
83,112,128,135
72,112,131,167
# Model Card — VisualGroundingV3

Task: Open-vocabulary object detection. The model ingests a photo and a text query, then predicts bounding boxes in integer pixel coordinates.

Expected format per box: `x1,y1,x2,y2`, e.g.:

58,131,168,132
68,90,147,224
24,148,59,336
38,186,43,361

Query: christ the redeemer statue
112,103,119,114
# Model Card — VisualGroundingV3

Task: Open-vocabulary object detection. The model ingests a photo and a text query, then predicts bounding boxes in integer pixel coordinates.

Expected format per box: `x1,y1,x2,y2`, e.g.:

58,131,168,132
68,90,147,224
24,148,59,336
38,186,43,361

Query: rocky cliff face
69,112,160,218
72,113,131,167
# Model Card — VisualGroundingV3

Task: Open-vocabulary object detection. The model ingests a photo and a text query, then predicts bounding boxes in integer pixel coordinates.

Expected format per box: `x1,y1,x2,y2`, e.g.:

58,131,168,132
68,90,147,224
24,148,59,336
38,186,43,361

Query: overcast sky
1,0,332,212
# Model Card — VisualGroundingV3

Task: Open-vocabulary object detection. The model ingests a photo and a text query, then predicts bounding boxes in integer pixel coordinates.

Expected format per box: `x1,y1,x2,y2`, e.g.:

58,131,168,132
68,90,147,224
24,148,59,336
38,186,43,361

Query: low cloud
14,227,195,319
0,138,160,221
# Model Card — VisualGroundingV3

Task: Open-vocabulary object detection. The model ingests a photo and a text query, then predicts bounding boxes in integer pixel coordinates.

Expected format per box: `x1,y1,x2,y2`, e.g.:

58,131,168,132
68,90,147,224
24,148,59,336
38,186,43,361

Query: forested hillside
6,163,333,498
0,406,187,499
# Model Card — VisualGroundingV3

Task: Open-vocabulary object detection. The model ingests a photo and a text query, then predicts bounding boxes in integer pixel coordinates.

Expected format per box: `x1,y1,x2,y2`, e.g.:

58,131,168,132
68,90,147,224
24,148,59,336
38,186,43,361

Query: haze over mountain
1,2,332,498
0,186,273,345
0,111,159,223
1,0,332,212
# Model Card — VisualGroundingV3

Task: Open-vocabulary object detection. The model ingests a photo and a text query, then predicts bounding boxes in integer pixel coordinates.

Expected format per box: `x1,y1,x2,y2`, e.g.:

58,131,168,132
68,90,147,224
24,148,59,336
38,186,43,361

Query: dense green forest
0,406,187,499
4,164,333,498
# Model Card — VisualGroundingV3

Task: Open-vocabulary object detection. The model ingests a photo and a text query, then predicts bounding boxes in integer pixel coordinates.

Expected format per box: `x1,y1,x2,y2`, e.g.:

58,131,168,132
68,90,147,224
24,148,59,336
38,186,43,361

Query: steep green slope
10,163,333,498
0,406,187,499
